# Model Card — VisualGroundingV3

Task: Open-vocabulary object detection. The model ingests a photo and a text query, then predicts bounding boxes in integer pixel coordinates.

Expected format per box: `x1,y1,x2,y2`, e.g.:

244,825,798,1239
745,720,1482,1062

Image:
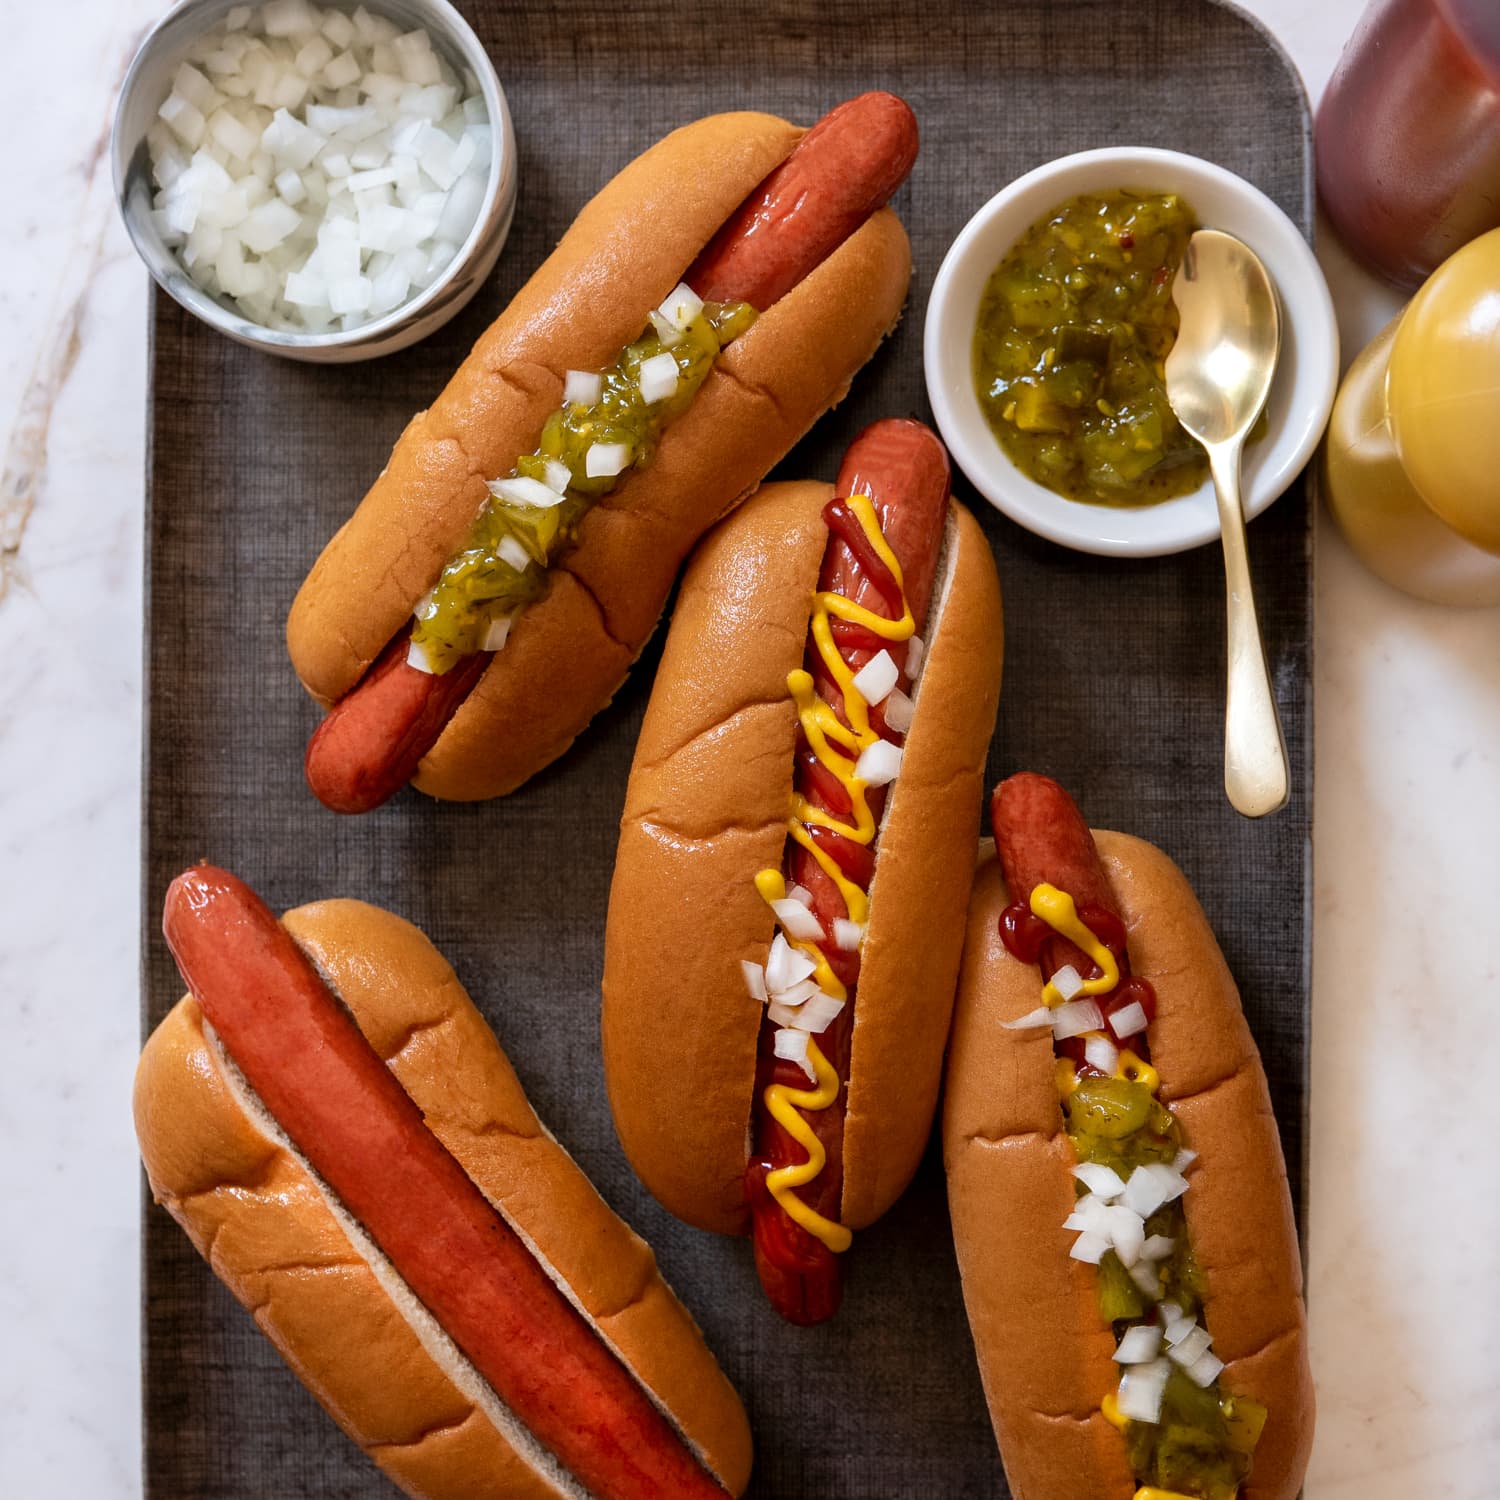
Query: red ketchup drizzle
998,900,1157,1070
744,496,910,1318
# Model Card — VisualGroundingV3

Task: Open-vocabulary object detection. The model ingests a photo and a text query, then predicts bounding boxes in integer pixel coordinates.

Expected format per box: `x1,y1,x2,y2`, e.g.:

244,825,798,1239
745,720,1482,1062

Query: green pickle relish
1066,1074,1266,1499
409,296,757,674
972,189,1208,506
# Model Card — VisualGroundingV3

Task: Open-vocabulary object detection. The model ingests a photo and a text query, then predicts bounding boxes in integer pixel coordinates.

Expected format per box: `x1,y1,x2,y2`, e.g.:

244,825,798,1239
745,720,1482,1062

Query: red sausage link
991,773,1122,980
304,634,488,815
162,867,730,1500
303,94,919,816
747,420,950,1325
685,92,919,307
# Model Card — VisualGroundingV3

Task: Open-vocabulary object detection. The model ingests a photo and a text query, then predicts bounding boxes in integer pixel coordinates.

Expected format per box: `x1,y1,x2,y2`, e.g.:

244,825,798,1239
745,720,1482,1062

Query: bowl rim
110,0,513,354
922,145,1339,558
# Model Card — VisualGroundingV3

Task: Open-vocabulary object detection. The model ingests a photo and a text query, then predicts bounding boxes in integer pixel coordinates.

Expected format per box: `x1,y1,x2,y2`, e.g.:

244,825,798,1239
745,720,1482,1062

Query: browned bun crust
943,836,1313,1500
135,899,753,1499
286,110,912,802
602,481,1004,1235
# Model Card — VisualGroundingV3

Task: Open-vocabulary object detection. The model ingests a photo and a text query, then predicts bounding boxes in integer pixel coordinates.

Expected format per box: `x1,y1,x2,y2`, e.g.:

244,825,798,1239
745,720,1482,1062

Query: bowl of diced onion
111,0,516,361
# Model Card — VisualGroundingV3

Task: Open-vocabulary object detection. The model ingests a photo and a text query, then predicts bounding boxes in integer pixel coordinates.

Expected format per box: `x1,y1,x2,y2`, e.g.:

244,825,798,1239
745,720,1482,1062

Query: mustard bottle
1324,227,1500,605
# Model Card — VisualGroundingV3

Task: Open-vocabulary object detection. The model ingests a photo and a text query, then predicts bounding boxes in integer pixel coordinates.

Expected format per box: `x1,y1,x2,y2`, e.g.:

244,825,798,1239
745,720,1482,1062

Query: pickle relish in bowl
973,190,1208,506
924,148,1338,557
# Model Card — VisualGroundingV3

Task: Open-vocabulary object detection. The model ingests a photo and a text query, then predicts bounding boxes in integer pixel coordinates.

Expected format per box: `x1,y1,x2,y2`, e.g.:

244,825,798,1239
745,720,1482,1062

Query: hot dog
942,774,1313,1500
137,867,752,1500
601,419,1005,1324
292,93,918,813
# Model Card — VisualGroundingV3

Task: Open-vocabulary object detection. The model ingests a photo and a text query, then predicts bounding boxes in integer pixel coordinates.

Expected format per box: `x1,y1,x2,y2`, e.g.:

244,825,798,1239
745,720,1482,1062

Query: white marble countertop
3,1,1496,1494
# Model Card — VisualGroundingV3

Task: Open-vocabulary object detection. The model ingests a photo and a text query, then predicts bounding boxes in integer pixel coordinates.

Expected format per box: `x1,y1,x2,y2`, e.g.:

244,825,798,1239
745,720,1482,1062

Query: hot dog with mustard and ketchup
943,774,1314,1500
292,93,918,813
602,419,1004,1324
136,867,752,1500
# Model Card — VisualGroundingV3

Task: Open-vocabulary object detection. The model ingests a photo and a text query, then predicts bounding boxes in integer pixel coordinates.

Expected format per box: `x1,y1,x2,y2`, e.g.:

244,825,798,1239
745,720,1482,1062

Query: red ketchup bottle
1315,0,1500,288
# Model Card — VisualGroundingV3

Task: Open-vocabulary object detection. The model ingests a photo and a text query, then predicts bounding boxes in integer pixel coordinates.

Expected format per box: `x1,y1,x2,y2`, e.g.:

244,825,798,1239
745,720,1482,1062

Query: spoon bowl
1166,229,1289,819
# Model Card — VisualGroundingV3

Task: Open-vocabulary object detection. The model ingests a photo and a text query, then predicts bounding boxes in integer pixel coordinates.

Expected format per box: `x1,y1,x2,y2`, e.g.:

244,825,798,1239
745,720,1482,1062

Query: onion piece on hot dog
942,774,1313,1500
136,867,752,1500
602,419,1004,1324
292,93,918,814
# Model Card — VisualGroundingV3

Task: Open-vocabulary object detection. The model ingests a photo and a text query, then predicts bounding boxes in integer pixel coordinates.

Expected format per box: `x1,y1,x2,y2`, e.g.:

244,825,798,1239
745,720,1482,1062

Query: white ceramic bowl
111,0,517,363
924,147,1338,556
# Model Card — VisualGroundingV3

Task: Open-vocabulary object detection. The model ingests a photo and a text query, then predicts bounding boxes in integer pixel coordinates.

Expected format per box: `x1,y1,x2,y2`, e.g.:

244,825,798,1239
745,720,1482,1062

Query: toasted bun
602,481,1004,1235
135,899,753,1499
287,110,912,801
942,836,1313,1500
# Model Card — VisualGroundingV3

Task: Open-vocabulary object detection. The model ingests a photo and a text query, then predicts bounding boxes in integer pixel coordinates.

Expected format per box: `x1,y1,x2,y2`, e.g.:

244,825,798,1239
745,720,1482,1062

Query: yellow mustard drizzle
1031,883,1121,1004
752,491,915,1255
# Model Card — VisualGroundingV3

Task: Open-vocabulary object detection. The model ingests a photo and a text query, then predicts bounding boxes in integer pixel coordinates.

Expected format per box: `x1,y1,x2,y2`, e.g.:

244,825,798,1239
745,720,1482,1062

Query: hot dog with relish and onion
292,93,918,813
943,774,1313,1500
602,419,1004,1324
137,867,753,1500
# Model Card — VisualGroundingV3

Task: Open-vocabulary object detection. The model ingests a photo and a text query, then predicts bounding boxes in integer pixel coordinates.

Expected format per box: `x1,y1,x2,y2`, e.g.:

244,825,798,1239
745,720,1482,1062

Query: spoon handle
1209,441,1290,819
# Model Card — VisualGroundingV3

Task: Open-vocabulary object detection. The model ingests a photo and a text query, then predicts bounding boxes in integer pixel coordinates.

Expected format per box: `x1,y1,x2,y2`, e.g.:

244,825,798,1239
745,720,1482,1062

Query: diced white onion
1140,1233,1176,1262
487,475,565,509
480,613,512,653
905,634,925,677
1113,1325,1162,1364
1128,1258,1163,1298
405,638,436,674
1062,1193,1111,1235
1068,1231,1109,1265
1084,1032,1120,1076
785,991,844,1034
1174,1148,1198,1173
646,309,684,348
740,959,769,1005
637,350,680,404
1117,1359,1171,1423
1168,1325,1213,1368
1071,1162,1126,1202
143,3,490,334
770,897,822,942
1050,964,1085,1001
1051,998,1104,1040
1122,1163,1172,1220
497,535,531,573
882,686,915,733
764,933,815,993
850,649,899,706
1103,1204,1146,1267
541,458,572,494
769,977,822,1009
564,369,602,405
585,441,631,478
832,918,864,953
1002,1005,1054,1031
658,281,704,330
1109,1000,1150,1039
854,738,902,786
1163,1309,1196,1345
1186,1350,1225,1389
773,1027,816,1084
786,884,813,907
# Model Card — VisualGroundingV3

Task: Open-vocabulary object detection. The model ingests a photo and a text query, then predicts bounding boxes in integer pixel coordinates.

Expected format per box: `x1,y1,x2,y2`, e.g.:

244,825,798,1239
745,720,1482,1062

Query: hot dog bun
135,898,753,1500
943,837,1313,1500
287,110,912,801
602,479,1004,1235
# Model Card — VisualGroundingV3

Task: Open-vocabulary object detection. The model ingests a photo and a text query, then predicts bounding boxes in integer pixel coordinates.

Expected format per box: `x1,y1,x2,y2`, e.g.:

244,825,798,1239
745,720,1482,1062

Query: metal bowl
111,0,516,362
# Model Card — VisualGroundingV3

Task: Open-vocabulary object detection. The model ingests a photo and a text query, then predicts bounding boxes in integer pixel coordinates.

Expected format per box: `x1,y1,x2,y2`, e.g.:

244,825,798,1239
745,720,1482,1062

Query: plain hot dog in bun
291,94,918,814
943,774,1313,1500
136,868,752,1500
602,419,1004,1324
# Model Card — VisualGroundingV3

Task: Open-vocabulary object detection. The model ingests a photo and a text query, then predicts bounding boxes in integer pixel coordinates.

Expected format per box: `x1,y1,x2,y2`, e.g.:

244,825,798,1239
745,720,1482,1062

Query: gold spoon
1165,228,1289,819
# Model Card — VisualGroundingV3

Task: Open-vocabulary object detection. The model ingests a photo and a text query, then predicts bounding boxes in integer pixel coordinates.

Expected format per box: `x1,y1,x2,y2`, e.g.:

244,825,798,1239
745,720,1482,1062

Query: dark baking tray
142,1,1313,1493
